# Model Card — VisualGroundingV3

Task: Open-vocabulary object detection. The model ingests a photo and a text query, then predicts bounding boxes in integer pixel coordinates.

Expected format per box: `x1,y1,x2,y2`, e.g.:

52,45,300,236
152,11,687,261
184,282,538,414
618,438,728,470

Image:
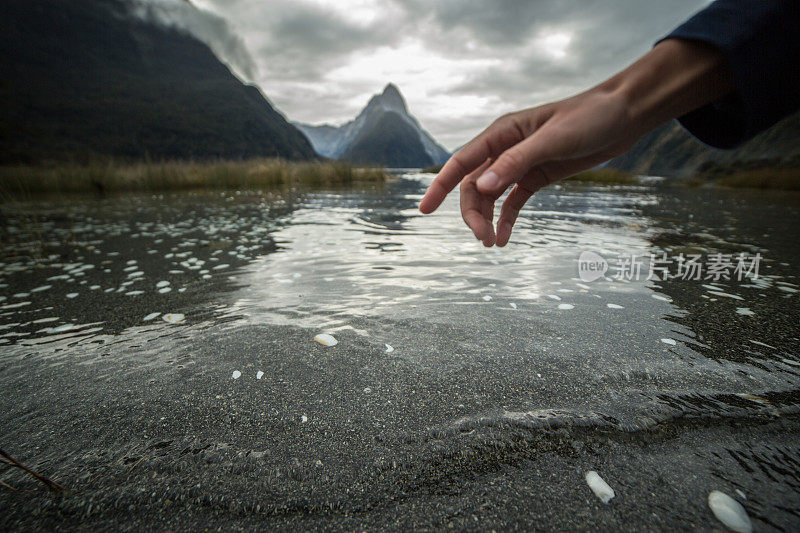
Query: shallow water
1,174,799,529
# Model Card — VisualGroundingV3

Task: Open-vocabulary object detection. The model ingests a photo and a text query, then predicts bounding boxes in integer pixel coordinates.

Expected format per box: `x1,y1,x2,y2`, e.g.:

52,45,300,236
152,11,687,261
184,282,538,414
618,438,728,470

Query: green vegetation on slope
685,158,800,190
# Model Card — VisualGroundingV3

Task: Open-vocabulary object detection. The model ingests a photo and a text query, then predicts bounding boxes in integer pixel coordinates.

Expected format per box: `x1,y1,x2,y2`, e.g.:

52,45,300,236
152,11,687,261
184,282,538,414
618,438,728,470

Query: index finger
418,119,522,214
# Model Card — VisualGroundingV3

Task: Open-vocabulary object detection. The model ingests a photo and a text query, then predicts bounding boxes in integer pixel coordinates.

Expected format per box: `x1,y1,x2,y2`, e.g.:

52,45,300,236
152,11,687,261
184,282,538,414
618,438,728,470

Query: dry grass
568,168,638,185
710,168,800,190
0,159,387,195
421,164,444,174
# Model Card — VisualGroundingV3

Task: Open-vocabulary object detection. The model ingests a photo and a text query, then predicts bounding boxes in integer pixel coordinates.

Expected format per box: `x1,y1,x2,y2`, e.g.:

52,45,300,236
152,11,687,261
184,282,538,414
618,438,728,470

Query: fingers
459,159,494,243
419,117,525,214
495,183,533,247
474,132,556,198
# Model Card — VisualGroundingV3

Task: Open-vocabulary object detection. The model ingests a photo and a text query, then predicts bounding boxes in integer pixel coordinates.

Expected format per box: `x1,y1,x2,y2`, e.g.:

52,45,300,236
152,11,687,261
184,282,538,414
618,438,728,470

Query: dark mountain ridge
0,0,315,163
608,112,800,178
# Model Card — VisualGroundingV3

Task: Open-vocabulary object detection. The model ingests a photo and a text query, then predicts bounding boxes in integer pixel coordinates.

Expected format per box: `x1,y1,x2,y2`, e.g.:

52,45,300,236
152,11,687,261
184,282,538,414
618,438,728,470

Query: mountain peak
369,82,407,114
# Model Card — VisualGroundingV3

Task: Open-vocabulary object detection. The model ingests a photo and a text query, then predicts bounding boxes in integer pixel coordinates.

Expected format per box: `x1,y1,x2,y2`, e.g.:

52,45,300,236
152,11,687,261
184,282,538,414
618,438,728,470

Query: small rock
708,491,752,533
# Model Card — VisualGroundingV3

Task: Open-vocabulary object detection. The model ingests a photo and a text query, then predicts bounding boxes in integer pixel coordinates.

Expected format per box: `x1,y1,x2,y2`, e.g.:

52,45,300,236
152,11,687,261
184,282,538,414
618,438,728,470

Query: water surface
1,173,799,530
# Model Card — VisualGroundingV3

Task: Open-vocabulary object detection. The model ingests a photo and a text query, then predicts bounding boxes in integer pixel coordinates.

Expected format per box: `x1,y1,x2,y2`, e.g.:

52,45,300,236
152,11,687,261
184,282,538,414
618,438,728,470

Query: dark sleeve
658,0,800,149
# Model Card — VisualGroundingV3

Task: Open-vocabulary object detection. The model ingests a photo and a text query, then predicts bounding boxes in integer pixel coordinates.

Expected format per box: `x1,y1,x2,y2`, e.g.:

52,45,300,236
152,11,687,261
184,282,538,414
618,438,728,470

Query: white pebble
558,303,574,310
708,491,752,533
385,344,394,353
158,287,172,294
736,307,754,316
143,312,161,321
162,313,185,324
314,333,338,347
661,338,677,346
607,303,624,309
231,370,241,379
509,302,517,309
547,294,561,301
256,371,264,380
301,415,308,423
482,295,492,301
31,285,52,293
652,294,672,302
585,471,615,504
66,293,78,299
126,290,144,296
156,281,170,288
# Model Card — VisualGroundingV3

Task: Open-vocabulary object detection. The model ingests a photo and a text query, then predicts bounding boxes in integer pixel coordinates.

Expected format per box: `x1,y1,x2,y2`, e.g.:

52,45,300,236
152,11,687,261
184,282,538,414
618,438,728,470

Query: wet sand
1,176,799,530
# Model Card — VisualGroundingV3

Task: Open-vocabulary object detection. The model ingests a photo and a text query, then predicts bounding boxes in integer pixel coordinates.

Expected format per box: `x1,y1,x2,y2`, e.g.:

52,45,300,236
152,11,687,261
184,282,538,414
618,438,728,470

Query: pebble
232,370,241,380
66,293,78,299
708,491,752,533
256,371,264,380
607,303,624,309
143,312,161,321
314,333,338,347
162,313,185,324
661,338,677,346
558,303,574,310
385,344,394,353
585,471,615,503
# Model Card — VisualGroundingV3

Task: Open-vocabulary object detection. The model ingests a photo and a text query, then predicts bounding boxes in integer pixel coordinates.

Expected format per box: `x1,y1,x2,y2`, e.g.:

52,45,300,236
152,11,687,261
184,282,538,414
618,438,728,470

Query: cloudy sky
189,0,709,151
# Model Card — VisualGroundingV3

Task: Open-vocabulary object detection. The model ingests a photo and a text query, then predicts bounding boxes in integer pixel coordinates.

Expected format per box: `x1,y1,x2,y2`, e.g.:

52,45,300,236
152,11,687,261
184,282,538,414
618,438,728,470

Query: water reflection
3,173,800,528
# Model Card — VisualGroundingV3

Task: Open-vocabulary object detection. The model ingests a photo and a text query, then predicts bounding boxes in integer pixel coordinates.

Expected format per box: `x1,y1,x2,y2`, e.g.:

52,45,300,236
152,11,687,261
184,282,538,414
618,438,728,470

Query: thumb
475,132,556,197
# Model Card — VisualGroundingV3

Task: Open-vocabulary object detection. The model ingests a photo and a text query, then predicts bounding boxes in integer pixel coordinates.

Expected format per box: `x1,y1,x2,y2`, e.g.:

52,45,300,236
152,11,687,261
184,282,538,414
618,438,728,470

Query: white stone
607,303,624,309
558,303,574,310
314,333,338,347
661,338,677,346
708,491,752,533
585,471,615,503
162,313,185,324
232,370,241,380
143,312,161,321
385,344,394,353
256,371,264,380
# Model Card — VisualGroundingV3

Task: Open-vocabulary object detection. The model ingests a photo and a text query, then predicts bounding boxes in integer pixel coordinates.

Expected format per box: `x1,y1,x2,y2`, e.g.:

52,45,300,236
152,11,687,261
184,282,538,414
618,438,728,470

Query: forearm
600,39,734,135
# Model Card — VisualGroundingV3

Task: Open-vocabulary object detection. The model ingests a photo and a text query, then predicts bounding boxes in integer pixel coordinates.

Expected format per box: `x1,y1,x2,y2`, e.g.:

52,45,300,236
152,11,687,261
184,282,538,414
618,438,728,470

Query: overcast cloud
189,0,709,150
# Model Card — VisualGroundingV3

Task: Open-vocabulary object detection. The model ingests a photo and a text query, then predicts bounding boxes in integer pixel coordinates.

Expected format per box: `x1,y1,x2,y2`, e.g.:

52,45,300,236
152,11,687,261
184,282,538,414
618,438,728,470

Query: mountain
0,0,316,163
608,112,800,178
295,84,450,168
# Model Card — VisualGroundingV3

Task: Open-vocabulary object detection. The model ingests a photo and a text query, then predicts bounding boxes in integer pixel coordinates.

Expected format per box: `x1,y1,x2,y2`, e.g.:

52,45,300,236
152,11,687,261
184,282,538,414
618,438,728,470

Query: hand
420,88,637,247
418,39,733,247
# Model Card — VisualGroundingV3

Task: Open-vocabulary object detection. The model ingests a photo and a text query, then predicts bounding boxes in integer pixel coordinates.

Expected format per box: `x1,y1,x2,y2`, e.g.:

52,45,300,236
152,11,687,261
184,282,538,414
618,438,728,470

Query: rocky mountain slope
608,112,800,178
0,0,316,163
295,84,449,168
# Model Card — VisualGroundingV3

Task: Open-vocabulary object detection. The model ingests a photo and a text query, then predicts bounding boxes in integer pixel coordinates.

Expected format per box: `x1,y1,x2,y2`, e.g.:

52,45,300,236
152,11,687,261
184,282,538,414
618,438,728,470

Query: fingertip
495,221,512,247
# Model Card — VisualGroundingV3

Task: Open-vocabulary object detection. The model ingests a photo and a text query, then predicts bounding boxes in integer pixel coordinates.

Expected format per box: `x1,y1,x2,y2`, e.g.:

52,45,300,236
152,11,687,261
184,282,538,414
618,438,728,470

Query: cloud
187,0,711,150
129,0,259,81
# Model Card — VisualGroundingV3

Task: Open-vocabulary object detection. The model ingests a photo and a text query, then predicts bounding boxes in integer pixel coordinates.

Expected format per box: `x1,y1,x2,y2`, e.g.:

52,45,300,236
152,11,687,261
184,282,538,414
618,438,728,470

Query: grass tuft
568,168,638,185
0,159,387,196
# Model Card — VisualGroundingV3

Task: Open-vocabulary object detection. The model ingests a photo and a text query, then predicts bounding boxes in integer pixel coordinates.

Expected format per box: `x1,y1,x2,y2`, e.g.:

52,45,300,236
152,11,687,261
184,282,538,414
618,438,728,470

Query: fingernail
476,171,499,190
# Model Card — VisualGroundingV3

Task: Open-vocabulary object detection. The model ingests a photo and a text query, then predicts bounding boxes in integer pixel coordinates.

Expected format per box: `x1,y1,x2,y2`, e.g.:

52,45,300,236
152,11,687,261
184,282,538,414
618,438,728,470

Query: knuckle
497,149,525,174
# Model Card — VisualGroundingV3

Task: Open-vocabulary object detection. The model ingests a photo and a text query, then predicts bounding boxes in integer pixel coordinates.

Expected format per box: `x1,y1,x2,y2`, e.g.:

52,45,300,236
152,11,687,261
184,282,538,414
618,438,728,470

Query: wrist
601,39,734,134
